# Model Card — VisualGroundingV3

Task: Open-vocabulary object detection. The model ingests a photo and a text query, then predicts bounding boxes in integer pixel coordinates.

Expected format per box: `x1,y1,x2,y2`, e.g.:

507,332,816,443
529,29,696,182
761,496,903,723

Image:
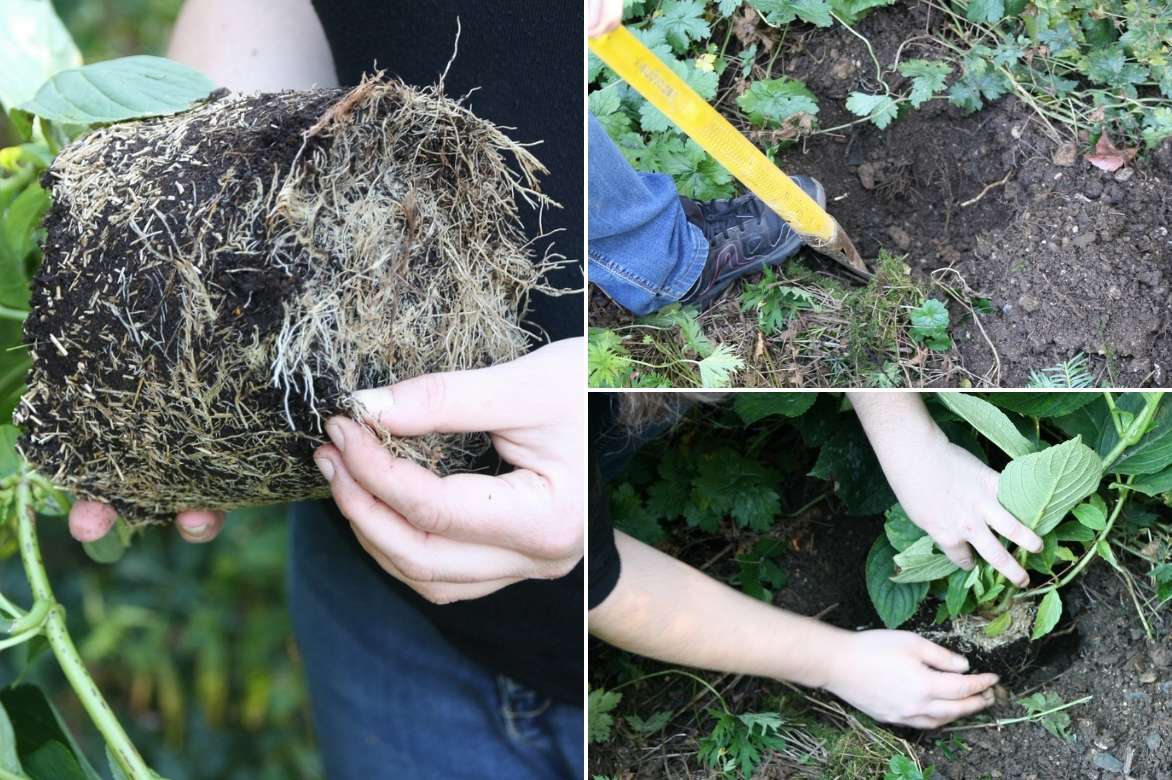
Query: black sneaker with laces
678,175,826,309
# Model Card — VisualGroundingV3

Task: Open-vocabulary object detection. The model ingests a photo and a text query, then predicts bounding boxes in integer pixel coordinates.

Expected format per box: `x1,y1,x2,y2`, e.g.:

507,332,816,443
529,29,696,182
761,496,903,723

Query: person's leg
588,113,709,315
288,502,581,780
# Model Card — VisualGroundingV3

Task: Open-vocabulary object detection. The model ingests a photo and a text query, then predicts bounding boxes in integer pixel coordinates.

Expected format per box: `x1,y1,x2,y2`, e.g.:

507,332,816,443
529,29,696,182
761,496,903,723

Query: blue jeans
588,114,708,315
288,502,583,780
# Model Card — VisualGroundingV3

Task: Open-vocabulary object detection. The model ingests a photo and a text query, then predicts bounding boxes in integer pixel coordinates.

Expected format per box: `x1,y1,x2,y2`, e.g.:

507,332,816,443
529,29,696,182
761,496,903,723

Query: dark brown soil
921,565,1172,780
764,1,1172,387
590,1,1172,387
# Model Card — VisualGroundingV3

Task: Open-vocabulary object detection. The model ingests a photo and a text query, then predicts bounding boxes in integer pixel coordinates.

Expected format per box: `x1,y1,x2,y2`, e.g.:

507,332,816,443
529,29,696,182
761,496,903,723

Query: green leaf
1,179,50,264
936,392,1036,459
1143,107,1172,148
965,0,1005,23
1127,466,1172,497
0,426,22,479
1084,46,1149,87
1032,591,1062,639
737,77,819,128
809,423,896,515
651,0,709,53
0,686,100,780
866,536,928,628
0,0,82,112
1105,398,1172,475
984,610,1012,637
671,140,734,200
1072,501,1106,531
587,329,633,388
0,701,23,776
748,0,834,27
898,59,951,108
20,55,215,125
883,504,925,552
1152,563,1172,604
997,438,1103,536
625,710,673,735
909,299,951,350
891,536,960,583
845,91,899,129
945,567,972,618
82,521,129,564
733,393,816,425
985,392,1098,419
588,689,623,743
697,344,743,388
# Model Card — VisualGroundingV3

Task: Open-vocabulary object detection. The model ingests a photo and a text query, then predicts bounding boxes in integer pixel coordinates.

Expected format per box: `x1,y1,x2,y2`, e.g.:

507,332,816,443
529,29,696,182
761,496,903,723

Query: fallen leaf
1085,132,1137,172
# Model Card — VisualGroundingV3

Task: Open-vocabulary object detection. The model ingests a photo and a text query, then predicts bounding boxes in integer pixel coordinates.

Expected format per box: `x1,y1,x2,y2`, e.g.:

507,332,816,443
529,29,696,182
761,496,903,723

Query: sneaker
678,175,826,309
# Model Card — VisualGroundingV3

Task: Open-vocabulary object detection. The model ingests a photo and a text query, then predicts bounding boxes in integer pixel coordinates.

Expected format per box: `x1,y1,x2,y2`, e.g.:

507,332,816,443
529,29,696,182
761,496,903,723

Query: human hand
68,501,225,544
313,337,584,605
587,0,623,37
849,393,1043,587
821,629,999,729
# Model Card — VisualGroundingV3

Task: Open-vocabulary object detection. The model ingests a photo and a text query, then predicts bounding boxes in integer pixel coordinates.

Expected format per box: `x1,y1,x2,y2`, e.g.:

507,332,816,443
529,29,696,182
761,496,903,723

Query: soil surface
591,1,1172,387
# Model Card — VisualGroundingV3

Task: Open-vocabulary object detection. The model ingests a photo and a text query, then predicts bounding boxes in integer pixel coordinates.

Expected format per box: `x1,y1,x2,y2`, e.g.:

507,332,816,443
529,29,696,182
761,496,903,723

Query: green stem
609,668,731,714
1101,393,1163,471
942,695,1092,733
15,474,160,780
0,591,24,619
0,767,28,780
0,628,40,652
0,306,27,322
1103,391,1124,437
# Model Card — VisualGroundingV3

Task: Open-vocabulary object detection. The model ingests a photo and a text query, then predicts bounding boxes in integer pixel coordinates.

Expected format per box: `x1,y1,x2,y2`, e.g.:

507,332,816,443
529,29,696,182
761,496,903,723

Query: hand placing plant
863,391,1168,653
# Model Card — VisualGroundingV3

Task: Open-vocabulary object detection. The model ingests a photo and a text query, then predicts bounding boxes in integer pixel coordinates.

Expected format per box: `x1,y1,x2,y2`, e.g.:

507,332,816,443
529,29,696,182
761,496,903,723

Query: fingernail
315,457,335,482
325,419,345,452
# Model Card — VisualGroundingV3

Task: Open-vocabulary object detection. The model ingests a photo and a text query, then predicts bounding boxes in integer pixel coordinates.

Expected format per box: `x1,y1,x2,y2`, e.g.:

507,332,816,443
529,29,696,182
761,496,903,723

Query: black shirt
309,1,583,705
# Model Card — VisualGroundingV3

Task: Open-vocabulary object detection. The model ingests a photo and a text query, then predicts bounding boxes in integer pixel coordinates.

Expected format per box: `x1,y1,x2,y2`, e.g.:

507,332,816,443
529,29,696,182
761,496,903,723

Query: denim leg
588,113,709,315
287,502,583,780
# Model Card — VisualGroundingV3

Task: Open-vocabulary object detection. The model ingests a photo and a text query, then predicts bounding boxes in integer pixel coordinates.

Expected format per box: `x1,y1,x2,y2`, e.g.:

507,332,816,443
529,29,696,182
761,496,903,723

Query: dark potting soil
24,90,345,517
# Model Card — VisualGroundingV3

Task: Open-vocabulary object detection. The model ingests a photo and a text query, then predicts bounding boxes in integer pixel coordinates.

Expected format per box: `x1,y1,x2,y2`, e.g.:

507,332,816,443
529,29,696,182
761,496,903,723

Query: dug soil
591,1,1172,387
591,504,1171,778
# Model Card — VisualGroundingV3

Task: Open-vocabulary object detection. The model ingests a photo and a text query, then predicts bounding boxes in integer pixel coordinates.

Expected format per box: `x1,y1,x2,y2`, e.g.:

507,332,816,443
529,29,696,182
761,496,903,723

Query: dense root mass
17,78,553,523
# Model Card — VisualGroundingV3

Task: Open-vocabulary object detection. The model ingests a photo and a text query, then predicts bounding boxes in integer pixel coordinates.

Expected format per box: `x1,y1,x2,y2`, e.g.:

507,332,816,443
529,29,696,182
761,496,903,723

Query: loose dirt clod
16,76,556,524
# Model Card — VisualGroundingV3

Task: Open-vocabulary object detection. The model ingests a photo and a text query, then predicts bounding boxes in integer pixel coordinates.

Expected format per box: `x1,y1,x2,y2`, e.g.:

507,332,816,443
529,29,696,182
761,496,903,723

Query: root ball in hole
16,77,556,524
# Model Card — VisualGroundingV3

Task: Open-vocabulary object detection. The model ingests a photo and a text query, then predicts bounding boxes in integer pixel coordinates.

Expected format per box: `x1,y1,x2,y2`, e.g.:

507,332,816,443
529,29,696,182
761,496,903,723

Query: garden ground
590,1,1172,388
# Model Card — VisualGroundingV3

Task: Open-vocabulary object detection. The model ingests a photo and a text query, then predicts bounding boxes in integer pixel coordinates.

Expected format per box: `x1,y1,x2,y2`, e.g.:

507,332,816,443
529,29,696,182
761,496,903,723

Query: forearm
589,531,845,689
168,0,337,92
847,392,946,479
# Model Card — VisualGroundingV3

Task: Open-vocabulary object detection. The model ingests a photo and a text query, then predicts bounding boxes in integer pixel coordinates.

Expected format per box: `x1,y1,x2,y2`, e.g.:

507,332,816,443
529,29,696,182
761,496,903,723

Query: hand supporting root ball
68,337,585,598
314,337,585,604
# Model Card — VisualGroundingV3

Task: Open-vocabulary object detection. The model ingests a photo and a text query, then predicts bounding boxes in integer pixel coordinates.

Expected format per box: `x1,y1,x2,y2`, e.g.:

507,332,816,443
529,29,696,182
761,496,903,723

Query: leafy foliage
738,268,816,334
589,688,624,743
1018,691,1075,742
908,299,951,351
867,392,1172,642
697,709,787,779
736,77,819,128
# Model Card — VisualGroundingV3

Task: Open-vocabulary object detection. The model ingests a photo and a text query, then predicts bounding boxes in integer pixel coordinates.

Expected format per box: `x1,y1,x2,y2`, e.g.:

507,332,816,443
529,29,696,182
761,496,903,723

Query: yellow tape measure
590,26,870,278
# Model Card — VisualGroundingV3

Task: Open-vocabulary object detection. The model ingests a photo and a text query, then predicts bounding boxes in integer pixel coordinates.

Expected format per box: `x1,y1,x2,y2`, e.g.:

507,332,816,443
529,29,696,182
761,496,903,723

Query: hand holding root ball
72,339,585,603
314,338,584,604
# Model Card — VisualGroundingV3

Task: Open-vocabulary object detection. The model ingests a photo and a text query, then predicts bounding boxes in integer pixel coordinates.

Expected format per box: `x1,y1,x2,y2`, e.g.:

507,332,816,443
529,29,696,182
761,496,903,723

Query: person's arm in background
69,0,336,544
168,0,336,92
848,393,1043,587
590,532,999,729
